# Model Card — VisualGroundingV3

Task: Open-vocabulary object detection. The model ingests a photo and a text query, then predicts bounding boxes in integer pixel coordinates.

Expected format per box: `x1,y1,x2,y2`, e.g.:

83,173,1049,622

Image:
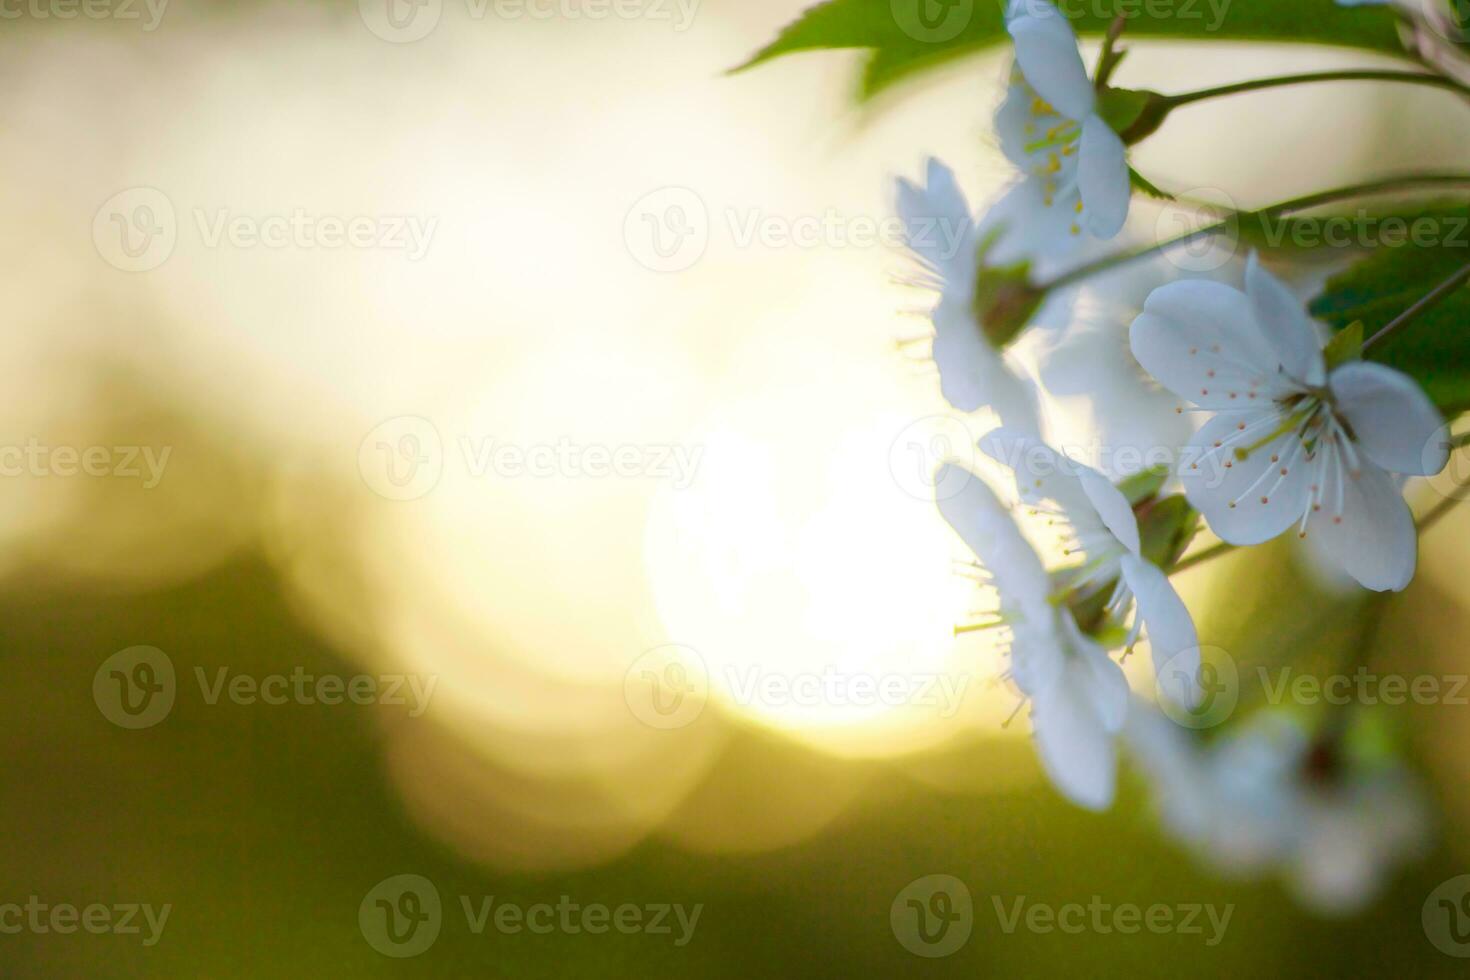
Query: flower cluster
894,0,1459,914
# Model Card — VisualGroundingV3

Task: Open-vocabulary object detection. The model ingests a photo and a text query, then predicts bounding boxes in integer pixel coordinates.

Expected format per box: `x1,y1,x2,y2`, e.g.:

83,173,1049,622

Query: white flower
1129,253,1448,592
995,0,1131,256
895,158,1041,431
1125,705,1429,915
937,463,1130,810
1029,252,1234,476
1337,0,1470,85
979,427,1201,708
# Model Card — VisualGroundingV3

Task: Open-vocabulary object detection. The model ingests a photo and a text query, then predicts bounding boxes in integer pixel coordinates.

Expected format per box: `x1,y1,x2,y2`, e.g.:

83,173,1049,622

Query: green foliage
1117,464,1169,505
974,228,1046,346
1136,493,1198,570
1322,319,1363,369
1095,86,1152,135
1309,207,1470,416
1127,165,1173,200
734,0,1405,102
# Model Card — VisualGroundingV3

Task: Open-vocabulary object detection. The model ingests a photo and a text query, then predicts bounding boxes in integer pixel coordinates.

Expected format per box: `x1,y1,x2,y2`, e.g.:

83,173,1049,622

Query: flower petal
1077,466,1141,554
935,462,1051,607
1130,280,1298,409
894,157,976,291
932,303,1041,427
930,303,990,412
978,178,1093,276
1069,621,1130,734
1182,408,1313,545
979,426,1139,558
1030,638,1126,811
1123,700,1214,844
1078,115,1129,239
1306,460,1416,591
1329,361,1447,476
1010,614,1066,698
994,81,1065,173
1007,8,1095,122
1121,554,1200,708
1245,252,1326,386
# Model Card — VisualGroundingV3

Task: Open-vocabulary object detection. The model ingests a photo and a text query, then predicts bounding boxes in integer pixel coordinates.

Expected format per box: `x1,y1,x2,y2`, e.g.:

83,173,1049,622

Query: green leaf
1322,319,1363,369
734,0,1405,102
1095,86,1151,134
972,226,1045,346
973,260,1044,347
1116,464,1169,505
1127,166,1173,201
1309,205,1470,415
1136,494,1198,571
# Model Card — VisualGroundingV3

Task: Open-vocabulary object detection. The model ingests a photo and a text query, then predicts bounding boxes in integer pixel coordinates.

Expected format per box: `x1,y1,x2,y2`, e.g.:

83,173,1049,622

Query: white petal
1245,253,1326,386
1007,10,1095,122
978,178,1092,274
1122,700,1214,843
930,303,989,412
932,303,1043,427
1121,554,1200,708
1329,361,1447,476
979,427,1135,559
1030,641,1126,811
1069,622,1130,734
1181,409,1313,545
994,82,1052,172
1130,280,1299,410
894,157,976,291
1010,614,1066,698
1078,115,1129,240
1306,460,1417,591
935,463,1052,607
1076,467,1141,554
1036,289,1197,473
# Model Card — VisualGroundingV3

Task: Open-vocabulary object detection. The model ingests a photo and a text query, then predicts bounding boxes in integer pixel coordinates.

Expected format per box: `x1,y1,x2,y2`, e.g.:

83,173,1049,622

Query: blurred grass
0,557,1463,976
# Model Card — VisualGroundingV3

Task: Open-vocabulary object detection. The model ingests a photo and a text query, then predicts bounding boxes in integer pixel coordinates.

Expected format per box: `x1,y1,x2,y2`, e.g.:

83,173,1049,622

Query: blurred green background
3,0,1470,975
